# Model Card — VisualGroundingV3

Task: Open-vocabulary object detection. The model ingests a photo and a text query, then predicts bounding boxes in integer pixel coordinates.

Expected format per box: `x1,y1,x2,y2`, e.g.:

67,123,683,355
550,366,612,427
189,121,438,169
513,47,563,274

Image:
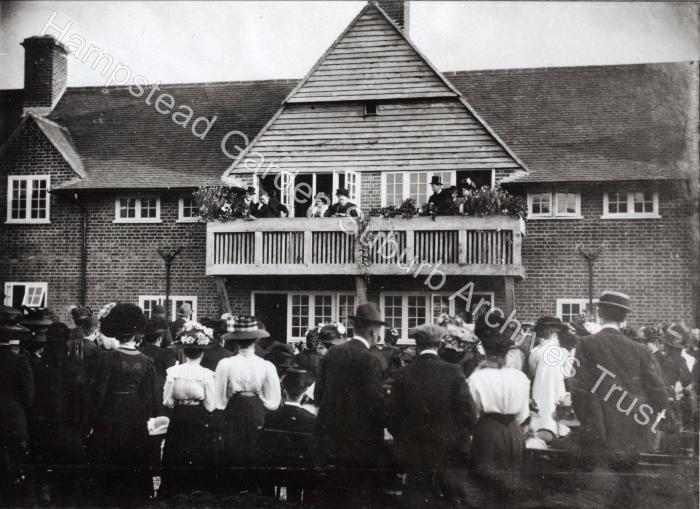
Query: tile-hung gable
225,2,526,180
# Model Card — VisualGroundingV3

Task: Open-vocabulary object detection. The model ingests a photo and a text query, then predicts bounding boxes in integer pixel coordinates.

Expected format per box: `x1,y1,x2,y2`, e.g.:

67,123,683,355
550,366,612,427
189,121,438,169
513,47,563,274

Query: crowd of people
0,292,698,507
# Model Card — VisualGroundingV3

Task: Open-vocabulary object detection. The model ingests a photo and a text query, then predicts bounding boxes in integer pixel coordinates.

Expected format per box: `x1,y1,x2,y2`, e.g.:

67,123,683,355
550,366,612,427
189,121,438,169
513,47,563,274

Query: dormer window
364,102,377,116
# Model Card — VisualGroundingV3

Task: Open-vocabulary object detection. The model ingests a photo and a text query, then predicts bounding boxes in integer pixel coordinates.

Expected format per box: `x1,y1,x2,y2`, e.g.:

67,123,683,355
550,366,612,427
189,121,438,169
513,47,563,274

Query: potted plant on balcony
194,185,248,222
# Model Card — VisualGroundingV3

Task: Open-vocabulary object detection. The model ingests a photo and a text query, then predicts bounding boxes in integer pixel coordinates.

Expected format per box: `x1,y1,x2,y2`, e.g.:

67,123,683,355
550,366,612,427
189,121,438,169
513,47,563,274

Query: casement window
4,282,47,308
527,191,581,218
602,190,659,219
138,295,197,321
556,298,598,323
178,196,199,222
6,176,50,223
253,292,355,342
381,291,494,341
381,171,456,207
114,196,161,223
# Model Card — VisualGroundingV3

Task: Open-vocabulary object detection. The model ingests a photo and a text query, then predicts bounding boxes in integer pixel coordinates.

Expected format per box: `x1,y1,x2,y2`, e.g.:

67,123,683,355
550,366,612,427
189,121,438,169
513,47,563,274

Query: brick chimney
21,35,68,115
376,0,409,33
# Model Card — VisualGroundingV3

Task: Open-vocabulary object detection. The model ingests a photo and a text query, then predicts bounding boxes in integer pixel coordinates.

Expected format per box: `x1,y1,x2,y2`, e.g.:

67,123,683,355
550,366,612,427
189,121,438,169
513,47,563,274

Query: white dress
528,339,571,434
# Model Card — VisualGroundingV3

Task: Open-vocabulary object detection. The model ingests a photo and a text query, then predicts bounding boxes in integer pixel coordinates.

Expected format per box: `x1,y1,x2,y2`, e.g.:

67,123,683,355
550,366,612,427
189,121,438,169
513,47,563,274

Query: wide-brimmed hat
173,321,215,349
70,306,92,323
21,308,53,330
349,303,386,327
246,186,257,196
534,316,568,336
408,323,445,348
0,305,24,325
0,323,32,345
597,291,631,312
335,188,349,198
430,176,443,186
475,310,512,356
100,302,147,339
319,324,346,346
177,303,193,318
222,316,270,341
663,323,690,350
46,323,71,342
143,317,169,341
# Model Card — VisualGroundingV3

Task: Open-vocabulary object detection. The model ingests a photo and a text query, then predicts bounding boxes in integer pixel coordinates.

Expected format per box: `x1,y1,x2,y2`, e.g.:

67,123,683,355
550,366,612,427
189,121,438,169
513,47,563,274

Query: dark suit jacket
428,189,456,215
253,198,288,218
323,202,358,217
0,348,34,445
262,403,316,467
570,327,669,458
313,338,385,467
387,353,477,469
201,344,236,371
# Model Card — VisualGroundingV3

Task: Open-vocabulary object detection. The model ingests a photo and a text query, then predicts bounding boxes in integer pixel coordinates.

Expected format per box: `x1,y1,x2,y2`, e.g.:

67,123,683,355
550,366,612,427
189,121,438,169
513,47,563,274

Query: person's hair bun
100,303,147,340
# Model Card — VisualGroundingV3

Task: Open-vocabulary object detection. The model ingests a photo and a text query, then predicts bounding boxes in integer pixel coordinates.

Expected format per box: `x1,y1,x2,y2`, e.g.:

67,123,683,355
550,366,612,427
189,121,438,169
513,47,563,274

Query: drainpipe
52,190,89,306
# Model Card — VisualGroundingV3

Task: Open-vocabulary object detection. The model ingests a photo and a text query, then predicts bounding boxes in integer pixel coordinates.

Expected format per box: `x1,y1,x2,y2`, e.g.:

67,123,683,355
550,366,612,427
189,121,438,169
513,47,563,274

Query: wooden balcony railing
206,216,525,277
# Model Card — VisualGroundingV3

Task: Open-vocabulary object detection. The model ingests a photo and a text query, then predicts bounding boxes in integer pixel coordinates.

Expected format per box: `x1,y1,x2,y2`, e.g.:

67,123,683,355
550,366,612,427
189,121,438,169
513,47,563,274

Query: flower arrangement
457,185,527,218
193,185,249,222
312,321,347,336
97,302,117,321
385,327,400,343
176,321,214,347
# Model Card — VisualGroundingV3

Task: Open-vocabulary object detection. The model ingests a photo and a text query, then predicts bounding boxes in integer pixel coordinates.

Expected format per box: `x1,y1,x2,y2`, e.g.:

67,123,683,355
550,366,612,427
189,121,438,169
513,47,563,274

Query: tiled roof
286,3,458,103
446,62,698,183
48,80,296,189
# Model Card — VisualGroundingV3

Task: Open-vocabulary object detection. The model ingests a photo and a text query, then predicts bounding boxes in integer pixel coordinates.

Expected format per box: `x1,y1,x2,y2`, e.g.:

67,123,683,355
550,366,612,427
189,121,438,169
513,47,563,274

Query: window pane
338,294,355,336
385,173,404,207
556,192,577,215
181,197,197,218
431,295,450,322
22,284,45,307
409,172,429,205
314,295,333,324
120,198,137,218
433,172,452,187
30,179,48,219
11,179,27,219
633,191,653,213
141,197,158,218
291,294,310,338
607,192,627,214
407,295,427,329
383,296,403,331
141,298,160,319
531,193,551,215
561,302,581,323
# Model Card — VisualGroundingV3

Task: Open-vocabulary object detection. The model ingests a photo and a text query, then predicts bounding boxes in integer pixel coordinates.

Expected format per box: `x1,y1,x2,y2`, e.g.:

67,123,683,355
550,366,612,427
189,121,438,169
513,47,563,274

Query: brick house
1,1,697,340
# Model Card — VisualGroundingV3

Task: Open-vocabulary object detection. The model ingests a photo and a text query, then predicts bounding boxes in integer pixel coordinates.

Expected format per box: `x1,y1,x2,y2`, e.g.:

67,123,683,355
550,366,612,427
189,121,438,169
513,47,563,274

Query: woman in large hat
160,321,217,497
214,316,281,488
90,302,157,503
468,310,530,507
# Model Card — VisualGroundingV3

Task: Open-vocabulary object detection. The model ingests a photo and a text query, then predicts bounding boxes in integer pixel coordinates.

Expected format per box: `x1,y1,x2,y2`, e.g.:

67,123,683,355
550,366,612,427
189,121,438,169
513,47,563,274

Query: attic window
364,102,377,116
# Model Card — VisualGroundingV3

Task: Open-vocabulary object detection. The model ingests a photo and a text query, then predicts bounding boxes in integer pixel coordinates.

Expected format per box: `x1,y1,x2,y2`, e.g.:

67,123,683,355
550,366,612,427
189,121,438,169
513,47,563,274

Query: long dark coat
570,328,669,459
313,339,385,467
0,347,34,457
387,353,477,470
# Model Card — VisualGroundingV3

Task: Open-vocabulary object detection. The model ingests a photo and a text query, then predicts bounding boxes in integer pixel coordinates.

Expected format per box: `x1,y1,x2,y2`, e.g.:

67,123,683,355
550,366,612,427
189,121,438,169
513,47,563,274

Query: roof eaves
31,114,86,178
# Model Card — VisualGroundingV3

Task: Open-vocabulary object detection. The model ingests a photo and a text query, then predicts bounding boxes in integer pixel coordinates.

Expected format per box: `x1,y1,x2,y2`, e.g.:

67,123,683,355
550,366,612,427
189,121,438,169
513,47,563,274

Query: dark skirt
470,413,524,495
221,394,266,468
161,403,215,496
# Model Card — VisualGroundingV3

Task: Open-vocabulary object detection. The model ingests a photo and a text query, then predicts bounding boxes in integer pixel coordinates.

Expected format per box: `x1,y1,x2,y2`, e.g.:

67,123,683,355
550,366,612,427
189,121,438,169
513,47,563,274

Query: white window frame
4,282,48,308
6,175,51,224
177,196,199,223
556,298,598,323
527,191,581,219
380,291,494,343
380,171,456,207
250,291,355,343
602,190,659,219
138,295,197,321
114,195,162,223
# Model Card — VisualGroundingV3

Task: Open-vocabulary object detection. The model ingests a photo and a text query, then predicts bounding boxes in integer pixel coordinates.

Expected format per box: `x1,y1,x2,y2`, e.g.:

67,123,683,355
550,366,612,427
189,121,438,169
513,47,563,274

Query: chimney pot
21,34,68,115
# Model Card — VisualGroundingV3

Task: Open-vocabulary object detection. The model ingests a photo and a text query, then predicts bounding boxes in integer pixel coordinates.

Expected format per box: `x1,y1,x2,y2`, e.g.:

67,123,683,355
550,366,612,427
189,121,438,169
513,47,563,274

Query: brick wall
517,183,694,326
22,38,67,110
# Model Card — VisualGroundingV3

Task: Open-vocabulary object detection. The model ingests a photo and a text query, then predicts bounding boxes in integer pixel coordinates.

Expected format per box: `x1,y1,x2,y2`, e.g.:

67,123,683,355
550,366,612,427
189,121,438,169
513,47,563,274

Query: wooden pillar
504,276,515,317
215,276,232,316
355,275,368,305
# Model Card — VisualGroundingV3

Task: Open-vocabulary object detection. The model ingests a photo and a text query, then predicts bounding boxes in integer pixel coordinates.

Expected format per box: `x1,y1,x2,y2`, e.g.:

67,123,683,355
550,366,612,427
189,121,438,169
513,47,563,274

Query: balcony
206,215,525,278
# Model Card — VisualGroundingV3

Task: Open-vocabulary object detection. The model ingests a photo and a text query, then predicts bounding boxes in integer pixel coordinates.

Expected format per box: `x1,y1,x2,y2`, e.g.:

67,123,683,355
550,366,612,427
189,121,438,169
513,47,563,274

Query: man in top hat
427,175,456,216
528,316,572,439
0,308,34,465
313,303,386,471
243,186,258,217
570,291,669,465
324,188,358,217
253,188,288,218
387,323,477,504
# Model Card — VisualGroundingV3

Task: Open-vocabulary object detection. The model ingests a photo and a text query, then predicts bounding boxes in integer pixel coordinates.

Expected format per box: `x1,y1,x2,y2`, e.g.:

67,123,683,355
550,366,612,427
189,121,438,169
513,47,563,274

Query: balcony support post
215,276,232,316
354,275,368,305
504,276,515,317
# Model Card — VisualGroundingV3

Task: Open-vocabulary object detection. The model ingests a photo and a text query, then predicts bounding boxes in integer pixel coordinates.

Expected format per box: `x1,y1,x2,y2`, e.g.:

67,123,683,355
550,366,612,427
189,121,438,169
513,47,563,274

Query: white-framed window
556,298,598,323
251,291,355,342
527,191,581,218
178,196,199,222
4,282,47,308
6,176,50,223
602,190,659,219
138,295,197,321
381,171,456,207
381,291,494,341
114,196,161,223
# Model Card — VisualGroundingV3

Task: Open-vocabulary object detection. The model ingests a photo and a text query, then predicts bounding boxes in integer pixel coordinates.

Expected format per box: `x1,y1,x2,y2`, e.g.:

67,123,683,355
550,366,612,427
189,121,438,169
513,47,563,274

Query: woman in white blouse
160,323,217,497
214,317,281,483
468,311,531,507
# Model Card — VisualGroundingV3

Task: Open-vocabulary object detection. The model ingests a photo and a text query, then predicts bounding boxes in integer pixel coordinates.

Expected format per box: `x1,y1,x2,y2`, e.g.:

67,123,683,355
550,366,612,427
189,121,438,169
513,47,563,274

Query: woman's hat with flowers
174,321,215,349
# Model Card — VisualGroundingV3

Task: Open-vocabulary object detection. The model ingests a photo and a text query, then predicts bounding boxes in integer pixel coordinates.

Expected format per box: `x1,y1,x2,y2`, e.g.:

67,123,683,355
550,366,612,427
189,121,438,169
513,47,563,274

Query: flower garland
177,321,214,346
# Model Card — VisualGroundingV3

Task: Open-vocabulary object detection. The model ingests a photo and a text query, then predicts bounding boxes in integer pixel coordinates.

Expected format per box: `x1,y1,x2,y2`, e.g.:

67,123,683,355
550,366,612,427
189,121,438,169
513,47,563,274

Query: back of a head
100,303,147,341
474,310,512,358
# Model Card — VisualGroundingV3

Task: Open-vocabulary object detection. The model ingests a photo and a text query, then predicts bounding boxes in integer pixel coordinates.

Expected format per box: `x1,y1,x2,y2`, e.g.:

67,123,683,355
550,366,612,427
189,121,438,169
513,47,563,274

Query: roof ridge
444,60,698,76
63,78,300,92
